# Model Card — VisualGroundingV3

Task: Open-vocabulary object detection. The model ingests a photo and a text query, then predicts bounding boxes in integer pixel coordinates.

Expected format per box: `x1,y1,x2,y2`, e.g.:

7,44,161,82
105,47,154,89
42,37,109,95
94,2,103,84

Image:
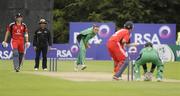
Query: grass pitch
0,60,180,96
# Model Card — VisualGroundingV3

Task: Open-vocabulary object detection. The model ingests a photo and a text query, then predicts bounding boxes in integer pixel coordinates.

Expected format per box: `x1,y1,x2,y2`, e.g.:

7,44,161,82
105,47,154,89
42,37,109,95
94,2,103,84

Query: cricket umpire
33,19,52,71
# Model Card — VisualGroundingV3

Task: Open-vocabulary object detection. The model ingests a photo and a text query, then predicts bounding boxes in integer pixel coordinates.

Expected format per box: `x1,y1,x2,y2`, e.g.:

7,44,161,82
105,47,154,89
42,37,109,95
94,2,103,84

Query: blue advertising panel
128,24,176,60
131,24,176,45
0,23,176,61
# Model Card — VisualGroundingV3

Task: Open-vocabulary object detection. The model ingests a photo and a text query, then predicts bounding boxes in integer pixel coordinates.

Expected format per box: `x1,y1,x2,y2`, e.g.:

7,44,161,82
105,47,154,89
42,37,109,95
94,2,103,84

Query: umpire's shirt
33,28,52,48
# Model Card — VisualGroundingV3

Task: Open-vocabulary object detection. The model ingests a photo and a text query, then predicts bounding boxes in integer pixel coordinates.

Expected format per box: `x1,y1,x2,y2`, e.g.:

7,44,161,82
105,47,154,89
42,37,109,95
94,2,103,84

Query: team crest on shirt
21,26,24,30
14,26,17,29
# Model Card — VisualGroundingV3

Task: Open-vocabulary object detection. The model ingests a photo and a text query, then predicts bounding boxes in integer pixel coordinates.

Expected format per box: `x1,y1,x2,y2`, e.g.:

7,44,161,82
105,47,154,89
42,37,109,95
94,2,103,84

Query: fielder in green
134,42,164,81
74,24,99,71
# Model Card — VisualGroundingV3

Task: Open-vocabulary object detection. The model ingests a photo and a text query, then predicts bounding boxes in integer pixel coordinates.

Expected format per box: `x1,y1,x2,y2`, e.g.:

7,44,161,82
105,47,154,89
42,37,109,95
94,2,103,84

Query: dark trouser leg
19,52,24,68
42,46,48,69
13,49,19,70
35,48,41,69
115,59,128,78
142,64,148,74
150,63,156,73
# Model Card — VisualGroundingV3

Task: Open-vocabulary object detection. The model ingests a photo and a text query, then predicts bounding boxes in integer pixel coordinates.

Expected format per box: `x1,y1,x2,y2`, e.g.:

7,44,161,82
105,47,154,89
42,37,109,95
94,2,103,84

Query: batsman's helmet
124,21,134,29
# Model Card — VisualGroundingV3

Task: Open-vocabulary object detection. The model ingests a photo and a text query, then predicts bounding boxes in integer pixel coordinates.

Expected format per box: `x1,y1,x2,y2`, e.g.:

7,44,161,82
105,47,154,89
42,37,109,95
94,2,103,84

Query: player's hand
86,44,90,48
25,42,31,48
96,39,102,45
129,43,138,47
48,46,51,50
133,43,138,47
33,47,37,51
2,41,8,48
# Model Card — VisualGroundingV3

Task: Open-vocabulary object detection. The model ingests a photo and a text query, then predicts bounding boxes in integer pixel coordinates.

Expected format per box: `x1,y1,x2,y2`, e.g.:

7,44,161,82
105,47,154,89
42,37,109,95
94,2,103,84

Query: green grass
0,60,180,96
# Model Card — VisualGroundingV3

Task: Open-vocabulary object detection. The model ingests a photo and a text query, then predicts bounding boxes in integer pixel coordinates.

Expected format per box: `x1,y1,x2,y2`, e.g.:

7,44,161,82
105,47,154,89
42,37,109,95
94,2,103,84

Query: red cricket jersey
6,22,28,40
109,28,130,44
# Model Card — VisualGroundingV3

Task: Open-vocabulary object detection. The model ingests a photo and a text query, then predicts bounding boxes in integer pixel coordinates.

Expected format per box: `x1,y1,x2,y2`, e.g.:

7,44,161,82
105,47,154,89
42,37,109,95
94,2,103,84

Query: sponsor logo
98,24,110,38
154,44,175,62
0,50,13,59
70,45,79,53
159,25,171,39
134,33,160,44
57,50,72,58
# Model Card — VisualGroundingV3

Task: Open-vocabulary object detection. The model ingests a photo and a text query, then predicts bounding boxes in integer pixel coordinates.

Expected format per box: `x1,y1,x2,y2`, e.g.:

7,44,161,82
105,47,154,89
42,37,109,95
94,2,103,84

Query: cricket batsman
74,24,99,71
2,13,30,72
134,42,164,81
107,21,135,80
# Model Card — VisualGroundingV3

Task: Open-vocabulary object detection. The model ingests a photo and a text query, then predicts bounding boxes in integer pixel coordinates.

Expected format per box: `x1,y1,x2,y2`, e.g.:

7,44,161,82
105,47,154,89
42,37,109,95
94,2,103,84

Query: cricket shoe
74,66,79,72
112,76,122,81
15,69,20,72
74,61,79,72
157,78,163,82
34,68,38,71
43,68,48,71
15,67,20,72
80,65,87,70
135,78,141,81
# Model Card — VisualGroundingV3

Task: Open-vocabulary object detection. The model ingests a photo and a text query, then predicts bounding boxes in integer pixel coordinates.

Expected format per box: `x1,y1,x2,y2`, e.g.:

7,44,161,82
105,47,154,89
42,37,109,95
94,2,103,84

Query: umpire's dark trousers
34,46,48,69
